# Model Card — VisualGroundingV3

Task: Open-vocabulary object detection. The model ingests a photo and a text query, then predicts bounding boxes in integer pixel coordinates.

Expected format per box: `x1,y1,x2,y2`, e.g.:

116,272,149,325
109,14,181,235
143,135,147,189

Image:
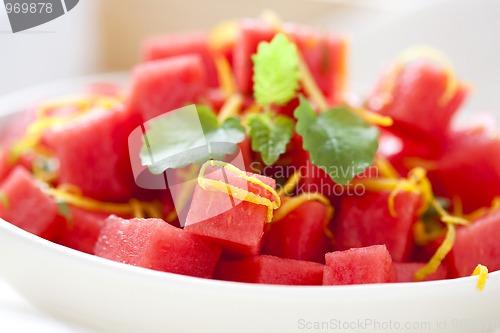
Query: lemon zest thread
277,170,301,196
374,156,399,179
472,264,488,291
45,187,161,218
197,160,280,222
415,199,470,280
214,53,237,97
349,106,394,127
217,94,243,122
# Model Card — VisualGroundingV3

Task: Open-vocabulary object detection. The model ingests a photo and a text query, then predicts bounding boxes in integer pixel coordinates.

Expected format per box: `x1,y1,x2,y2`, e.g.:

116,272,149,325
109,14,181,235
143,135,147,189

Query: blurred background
0,0,498,108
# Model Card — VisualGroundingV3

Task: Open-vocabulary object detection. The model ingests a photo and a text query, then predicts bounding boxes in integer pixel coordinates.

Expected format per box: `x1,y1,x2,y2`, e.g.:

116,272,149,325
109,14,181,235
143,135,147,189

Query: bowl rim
0,72,496,295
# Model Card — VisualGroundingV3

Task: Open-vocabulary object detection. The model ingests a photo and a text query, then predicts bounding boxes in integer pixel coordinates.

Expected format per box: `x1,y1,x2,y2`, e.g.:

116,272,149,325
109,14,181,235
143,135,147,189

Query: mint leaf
252,33,300,106
247,113,294,165
140,105,246,174
0,191,9,209
294,96,379,184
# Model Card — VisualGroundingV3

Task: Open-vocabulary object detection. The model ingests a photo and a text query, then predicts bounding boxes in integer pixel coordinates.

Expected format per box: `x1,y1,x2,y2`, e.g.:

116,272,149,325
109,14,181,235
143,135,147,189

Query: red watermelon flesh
0,166,58,240
282,133,338,198
334,191,420,262
263,201,330,263
233,20,347,102
95,216,221,278
367,60,468,139
233,20,274,94
44,106,136,201
127,55,207,122
56,207,107,254
448,210,500,278
378,129,442,176
237,136,253,172
0,150,10,183
142,32,219,87
214,255,324,285
205,88,226,112
323,245,393,285
184,166,276,257
392,262,447,283
428,124,500,213
284,23,347,105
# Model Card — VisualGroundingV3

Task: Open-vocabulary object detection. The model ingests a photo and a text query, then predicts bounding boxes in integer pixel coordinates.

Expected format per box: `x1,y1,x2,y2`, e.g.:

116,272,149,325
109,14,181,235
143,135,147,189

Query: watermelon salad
0,15,497,289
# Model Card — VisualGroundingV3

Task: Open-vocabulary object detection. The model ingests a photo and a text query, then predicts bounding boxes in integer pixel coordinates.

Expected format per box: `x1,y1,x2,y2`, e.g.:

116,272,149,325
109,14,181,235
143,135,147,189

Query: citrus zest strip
217,93,243,121
374,156,399,179
413,220,445,247
45,186,162,219
415,199,470,280
277,170,301,196
349,105,394,127
10,95,122,163
465,196,500,222
214,53,237,97
415,223,456,281
273,192,334,239
472,264,488,291
197,160,280,222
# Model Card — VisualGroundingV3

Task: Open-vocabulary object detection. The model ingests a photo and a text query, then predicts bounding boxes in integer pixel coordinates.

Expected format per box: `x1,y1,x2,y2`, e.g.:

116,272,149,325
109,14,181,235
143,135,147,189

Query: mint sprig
294,96,379,184
252,33,300,106
140,106,246,174
247,113,294,165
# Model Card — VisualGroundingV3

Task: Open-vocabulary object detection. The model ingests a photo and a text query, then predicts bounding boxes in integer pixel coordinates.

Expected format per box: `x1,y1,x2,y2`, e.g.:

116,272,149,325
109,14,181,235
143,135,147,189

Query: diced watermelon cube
334,191,420,262
237,136,253,172
428,124,500,213
448,210,500,278
214,255,324,285
184,166,276,257
233,20,274,94
95,216,221,278
56,207,107,254
263,201,331,263
367,60,468,139
44,106,136,201
0,150,9,183
233,20,347,103
378,129,442,176
127,55,207,121
142,32,219,87
284,23,347,105
392,262,447,283
0,166,58,240
323,245,393,285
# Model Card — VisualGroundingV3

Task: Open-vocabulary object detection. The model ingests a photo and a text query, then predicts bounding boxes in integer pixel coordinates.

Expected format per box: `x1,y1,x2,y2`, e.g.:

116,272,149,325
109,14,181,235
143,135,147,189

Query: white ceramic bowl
0,74,499,333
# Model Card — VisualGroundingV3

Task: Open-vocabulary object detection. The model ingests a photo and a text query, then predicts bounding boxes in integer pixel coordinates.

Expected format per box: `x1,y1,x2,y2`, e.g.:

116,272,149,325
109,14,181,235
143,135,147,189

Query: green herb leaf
56,201,74,226
294,95,379,184
0,191,9,209
252,33,300,106
247,113,294,165
140,105,246,174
